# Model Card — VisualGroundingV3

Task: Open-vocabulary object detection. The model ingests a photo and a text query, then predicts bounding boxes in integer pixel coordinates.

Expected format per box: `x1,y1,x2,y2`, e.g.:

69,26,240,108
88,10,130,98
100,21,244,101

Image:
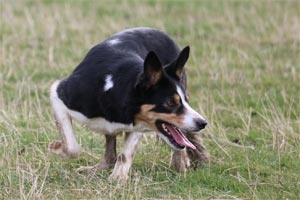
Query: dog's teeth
162,123,169,133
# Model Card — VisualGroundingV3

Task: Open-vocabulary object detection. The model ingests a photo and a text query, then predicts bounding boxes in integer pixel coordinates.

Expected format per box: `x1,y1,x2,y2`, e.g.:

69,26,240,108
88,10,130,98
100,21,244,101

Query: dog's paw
109,171,129,183
48,140,80,158
76,161,112,173
109,164,130,183
48,141,68,157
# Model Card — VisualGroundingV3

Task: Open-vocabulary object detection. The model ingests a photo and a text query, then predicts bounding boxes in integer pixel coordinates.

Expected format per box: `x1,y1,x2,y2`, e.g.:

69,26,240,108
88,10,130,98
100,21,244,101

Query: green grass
1,0,299,199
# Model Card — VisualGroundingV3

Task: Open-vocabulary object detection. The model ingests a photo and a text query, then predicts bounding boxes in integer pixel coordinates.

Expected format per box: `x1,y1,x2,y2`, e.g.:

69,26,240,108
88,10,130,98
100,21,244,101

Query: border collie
49,27,208,181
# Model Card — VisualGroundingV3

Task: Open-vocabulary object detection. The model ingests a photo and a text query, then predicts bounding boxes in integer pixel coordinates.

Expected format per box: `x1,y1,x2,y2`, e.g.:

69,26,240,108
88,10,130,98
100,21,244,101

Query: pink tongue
165,124,196,149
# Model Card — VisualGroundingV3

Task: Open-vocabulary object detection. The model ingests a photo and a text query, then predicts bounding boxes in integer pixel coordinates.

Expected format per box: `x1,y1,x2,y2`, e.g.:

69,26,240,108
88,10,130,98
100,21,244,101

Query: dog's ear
166,46,190,80
143,51,163,87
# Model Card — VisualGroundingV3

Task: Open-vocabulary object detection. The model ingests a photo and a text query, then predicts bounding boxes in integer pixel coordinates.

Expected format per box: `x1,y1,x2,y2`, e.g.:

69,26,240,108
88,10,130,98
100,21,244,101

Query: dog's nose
194,118,207,130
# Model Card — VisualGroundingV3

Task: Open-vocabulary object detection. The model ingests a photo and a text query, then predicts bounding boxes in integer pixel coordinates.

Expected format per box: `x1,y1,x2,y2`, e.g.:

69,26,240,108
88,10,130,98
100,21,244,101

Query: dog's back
73,27,180,74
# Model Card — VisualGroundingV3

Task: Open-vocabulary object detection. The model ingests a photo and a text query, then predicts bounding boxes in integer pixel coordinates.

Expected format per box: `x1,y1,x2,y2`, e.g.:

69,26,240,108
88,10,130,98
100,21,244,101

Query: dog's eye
165,98,176,108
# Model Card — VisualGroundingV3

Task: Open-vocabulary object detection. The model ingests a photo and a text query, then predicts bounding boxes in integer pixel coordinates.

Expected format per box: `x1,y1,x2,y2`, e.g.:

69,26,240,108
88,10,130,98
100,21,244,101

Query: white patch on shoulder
107,38,121,46
119,27,152,34
104,75,114,91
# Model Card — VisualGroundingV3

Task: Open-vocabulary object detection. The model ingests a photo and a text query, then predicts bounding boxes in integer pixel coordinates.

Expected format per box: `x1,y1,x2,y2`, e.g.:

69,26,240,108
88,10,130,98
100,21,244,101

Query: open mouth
156,120,196,150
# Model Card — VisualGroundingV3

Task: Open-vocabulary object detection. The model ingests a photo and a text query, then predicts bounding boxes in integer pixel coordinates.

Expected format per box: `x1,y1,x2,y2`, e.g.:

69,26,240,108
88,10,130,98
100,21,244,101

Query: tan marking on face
173,94,181,105
135,104,185,130
164,94,182,109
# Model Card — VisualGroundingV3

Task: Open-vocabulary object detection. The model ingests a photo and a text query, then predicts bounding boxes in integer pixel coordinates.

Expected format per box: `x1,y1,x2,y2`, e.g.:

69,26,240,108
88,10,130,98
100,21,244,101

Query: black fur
56,28,185,123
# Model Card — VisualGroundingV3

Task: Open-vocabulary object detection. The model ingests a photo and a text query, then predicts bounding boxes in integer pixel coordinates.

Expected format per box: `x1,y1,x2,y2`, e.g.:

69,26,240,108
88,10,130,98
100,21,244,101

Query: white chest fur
68,109,148,134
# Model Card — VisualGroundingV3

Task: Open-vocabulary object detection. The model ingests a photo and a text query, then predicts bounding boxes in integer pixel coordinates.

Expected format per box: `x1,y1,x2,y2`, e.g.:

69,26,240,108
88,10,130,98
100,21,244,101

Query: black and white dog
49,27,208,181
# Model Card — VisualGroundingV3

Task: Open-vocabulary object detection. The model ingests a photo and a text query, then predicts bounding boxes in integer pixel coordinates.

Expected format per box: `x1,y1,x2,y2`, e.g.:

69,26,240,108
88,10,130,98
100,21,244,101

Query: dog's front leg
185,134,209,167
77,134,117,172
109,132,142,182
171,149,190,172
172,134,209,172
97,134,117,169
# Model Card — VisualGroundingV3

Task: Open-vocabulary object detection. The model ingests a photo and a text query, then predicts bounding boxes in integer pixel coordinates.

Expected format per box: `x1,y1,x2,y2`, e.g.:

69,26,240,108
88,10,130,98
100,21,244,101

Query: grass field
1,1,299,199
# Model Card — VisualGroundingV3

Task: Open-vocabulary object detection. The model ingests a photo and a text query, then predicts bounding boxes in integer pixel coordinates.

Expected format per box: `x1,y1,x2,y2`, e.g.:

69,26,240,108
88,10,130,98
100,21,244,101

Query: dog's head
134,46,207,150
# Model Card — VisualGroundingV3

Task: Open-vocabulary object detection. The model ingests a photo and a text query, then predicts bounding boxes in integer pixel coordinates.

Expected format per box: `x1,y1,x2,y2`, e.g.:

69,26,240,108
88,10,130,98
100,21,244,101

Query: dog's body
49,27,208,181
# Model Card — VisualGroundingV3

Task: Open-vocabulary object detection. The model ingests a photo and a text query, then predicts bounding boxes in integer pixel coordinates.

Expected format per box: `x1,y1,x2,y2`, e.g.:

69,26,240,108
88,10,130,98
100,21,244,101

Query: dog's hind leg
109,132,142,182
48,81,81,158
